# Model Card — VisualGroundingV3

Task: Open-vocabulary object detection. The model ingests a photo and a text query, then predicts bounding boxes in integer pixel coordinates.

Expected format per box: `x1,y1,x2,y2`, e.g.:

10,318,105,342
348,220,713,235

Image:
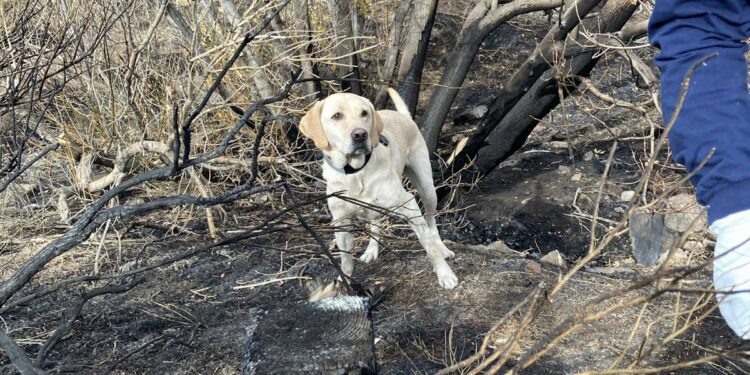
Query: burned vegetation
0,0,747,374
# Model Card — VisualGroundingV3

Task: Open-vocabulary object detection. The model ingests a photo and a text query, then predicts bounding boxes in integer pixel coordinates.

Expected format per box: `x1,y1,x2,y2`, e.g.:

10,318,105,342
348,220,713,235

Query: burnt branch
0,142,58,193
282,183,356,294
419,0,565,152
438,0,641,203
35,278,145,368
0,67,302,312
0,191,340,316
0,330,45,375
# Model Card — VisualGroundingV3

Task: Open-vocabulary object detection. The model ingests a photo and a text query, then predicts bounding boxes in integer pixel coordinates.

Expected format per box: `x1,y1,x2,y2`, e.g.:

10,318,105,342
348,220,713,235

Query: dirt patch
3,229,739,374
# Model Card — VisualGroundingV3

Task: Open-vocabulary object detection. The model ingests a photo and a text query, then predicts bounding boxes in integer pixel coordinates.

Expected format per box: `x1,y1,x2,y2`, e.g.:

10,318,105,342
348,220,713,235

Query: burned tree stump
242,296,376,375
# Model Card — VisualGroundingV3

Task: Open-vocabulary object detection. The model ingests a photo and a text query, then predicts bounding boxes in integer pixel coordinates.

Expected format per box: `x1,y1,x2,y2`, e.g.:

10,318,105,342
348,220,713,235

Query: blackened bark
438,0,639,202
441,0,602,180
419,0,564,153
396,0,438,114
374,0,412,109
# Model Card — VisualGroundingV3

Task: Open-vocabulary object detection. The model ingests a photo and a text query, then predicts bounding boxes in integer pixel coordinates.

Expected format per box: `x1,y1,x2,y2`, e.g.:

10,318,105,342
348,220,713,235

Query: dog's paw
359,247,379,263
435,264,458,289
441,247,455,259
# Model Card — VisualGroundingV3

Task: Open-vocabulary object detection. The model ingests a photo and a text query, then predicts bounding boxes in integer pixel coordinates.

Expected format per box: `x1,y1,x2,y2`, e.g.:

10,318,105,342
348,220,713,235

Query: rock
315,214,333,223
583,151,594,161
620,190,636,202
629,199,707,267
525,260,542,274
682,240,705,253
550,141,570,150
664,194,707,233
662,247,691,268
557,165,571,174
453,105,488,125
571,173,582,182
629,212,674,266
118,260,138,273
540,250,565,267
126,197,145,205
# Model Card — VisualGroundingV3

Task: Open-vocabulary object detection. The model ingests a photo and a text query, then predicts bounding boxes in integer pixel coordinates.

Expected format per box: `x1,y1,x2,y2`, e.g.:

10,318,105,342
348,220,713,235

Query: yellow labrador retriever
299,89,458,289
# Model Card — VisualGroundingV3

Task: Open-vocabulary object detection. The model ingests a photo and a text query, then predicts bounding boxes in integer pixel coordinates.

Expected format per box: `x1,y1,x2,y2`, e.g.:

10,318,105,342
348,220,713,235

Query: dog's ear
371,109,384,149
299,101,329,150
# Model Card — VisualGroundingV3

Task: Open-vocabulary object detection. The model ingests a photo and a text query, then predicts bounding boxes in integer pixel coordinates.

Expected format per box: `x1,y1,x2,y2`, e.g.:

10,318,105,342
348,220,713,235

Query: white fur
304,90,458,289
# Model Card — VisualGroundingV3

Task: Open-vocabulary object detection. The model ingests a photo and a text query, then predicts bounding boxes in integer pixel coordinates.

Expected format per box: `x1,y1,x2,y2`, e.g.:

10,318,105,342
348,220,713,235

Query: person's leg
649,0,750,339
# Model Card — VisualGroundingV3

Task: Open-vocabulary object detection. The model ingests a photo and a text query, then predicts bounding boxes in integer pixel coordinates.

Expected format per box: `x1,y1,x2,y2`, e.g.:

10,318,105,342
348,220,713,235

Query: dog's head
299,93,384,168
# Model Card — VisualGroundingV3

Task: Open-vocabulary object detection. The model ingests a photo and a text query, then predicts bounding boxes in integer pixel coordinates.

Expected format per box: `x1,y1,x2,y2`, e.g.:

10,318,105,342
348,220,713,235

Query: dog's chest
325,170,403,219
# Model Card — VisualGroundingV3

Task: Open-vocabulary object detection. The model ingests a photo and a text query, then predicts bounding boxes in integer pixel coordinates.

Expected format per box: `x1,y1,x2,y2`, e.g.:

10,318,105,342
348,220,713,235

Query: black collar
323,135,389,175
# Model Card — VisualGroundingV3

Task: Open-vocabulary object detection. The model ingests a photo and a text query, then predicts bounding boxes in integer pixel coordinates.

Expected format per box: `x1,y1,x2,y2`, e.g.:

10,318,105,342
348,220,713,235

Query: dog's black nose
351,128,368,143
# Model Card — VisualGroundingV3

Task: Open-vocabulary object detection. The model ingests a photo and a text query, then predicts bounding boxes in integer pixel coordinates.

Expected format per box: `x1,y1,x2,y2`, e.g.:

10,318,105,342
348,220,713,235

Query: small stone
550,141,569,150
663,248,690,268
583,151,594,161
557,165,571,174
126,197,145,205
571,173,582,182
620,190,636,202
315,214,333,223
682,240,705,253
453,105,488,125
540,250,565,267
525,260,542,274
118,260,137,273
256,193,270,203
664,194,707,233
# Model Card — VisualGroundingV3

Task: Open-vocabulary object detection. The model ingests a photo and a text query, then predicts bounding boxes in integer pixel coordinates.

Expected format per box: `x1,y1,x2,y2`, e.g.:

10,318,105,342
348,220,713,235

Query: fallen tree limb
0,330,45,375
419,0,565,152
439,0,639,200
0,190,339,316
0,143,59,194
443,0,603,163
576,76,652,113
76,136,221,237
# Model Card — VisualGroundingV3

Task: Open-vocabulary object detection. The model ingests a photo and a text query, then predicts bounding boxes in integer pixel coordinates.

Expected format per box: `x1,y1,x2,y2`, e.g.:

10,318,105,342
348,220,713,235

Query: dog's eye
360,110,368,117
332,112,342,120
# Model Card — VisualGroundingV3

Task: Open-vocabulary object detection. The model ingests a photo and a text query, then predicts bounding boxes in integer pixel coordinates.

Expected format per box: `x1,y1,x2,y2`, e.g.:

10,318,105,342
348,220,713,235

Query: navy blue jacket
649,0,750,224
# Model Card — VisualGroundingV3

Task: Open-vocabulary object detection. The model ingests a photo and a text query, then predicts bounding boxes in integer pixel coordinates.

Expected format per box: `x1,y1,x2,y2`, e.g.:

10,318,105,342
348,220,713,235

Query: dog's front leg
394,192,458,289
333,217,355,276
360,218,382,263
329,197,356,277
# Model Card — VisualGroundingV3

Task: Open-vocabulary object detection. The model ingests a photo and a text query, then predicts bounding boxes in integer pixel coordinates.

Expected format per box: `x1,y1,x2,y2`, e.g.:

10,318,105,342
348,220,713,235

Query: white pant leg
711,208,750,339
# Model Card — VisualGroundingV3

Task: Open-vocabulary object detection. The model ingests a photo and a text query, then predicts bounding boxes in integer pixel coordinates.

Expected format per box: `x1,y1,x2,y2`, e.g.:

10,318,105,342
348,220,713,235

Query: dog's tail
386,88,411,117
